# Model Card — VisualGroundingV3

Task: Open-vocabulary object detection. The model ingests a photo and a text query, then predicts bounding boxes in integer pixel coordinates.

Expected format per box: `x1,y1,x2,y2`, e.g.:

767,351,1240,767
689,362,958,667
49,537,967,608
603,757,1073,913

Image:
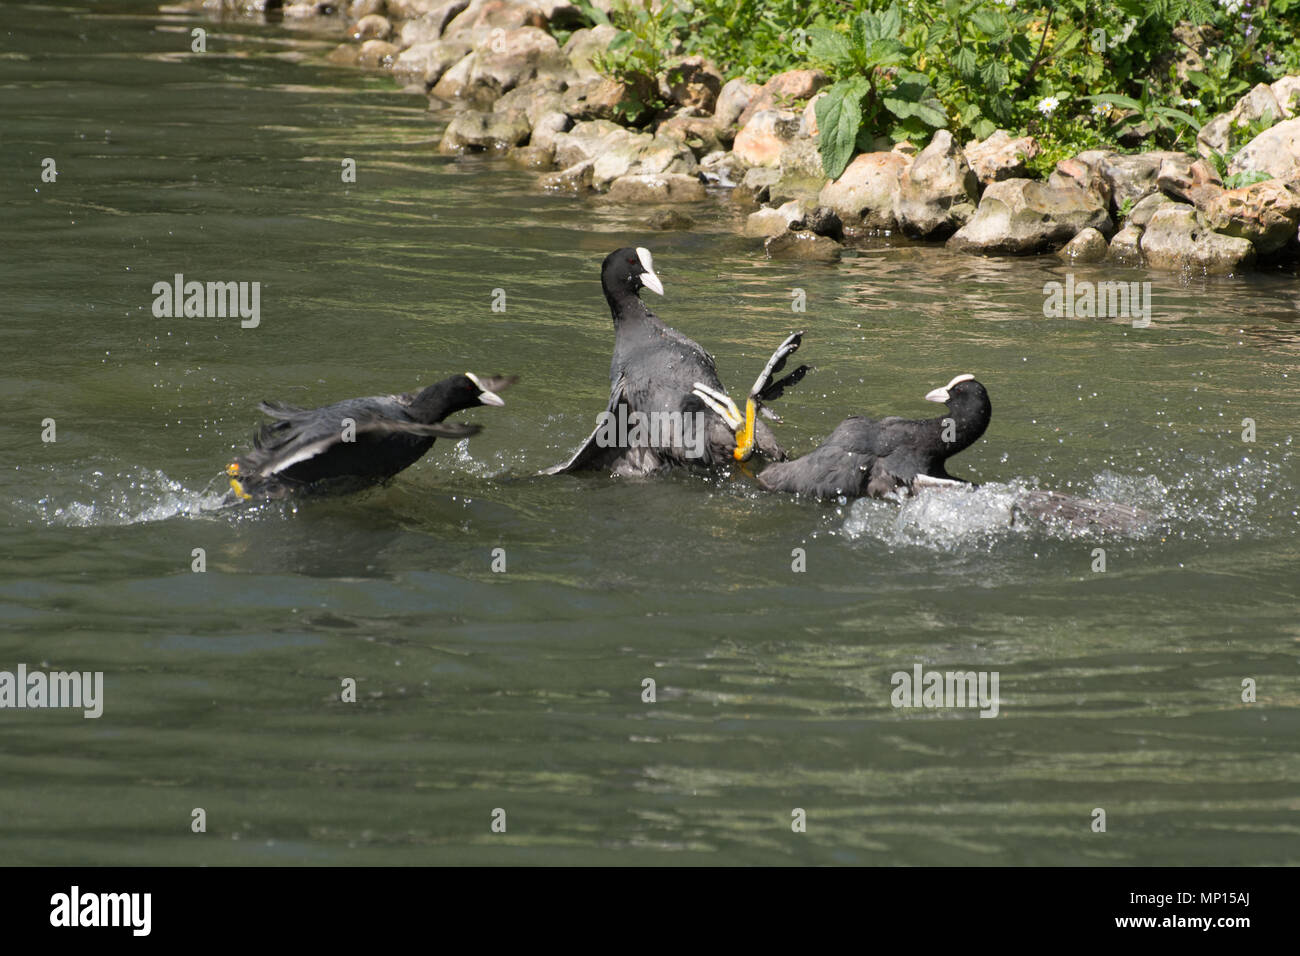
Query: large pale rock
894,130,979,239
604,173,706,204
1204,179,1300,254
356,39,400,68
528,109,571,153
466,26,565,96
732,110,802,167
438,108,530,152
764,230,842,261
1057,227,1108,262
1098,151,1189,211
817,151,910,230
1128,192,1176,227
1156,154,1223,208
443,0,547,41
963,130,1040,185
1272,75,1300,119
768,137,828,205
1048,150,1113,208
1108,223,1144,265
540,159,593,192
714,78,759,129
1228,118,1300,184
493,75,565,125
395,39,471,84
737,69,829,126
350,14,392,40
1197,82,1285,157
550,119,697,189
562,23,617,79
398,0,471,45
430,50,477,99
947,178,1113,255
657,107,724,157
1139,205,1256,274
744,201,803,238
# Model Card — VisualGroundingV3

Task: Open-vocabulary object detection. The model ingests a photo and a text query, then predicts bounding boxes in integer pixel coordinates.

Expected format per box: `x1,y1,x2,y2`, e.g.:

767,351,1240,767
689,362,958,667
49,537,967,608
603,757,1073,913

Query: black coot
224,372,515,501
543,247,808,476
757,374,991,498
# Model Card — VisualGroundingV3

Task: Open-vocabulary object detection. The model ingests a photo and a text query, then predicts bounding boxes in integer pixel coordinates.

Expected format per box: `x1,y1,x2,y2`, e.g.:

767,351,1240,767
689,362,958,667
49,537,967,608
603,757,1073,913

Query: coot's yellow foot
732,397,757,462
226,464,252,500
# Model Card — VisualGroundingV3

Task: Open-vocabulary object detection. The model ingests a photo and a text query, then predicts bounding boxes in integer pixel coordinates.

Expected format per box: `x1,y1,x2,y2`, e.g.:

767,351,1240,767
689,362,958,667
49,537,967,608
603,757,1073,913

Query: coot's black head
601,247,665,303
420,373,514,419
924,374,992,443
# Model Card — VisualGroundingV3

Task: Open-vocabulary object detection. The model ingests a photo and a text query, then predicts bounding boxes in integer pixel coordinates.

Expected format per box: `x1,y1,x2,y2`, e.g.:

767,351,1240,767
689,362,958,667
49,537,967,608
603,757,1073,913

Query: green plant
1085,81,1201,147
588,0,687,123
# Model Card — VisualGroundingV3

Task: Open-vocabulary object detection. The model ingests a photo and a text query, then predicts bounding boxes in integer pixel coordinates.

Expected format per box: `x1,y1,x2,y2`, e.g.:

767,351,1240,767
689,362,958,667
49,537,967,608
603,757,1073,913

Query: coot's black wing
540,376,632,475
238,395,477,479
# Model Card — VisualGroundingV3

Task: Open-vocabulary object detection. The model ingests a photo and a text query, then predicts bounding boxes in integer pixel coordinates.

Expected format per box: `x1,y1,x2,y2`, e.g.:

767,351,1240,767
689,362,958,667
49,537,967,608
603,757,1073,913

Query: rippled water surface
1,1,1298,865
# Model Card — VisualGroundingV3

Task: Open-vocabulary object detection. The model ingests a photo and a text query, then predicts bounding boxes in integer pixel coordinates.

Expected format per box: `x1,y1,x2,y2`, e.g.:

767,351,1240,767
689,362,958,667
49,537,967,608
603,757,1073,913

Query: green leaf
809,27,854,69
969,10,1003,38
1085,93,1143,111
1150,106,1202,131
1225,169,1272,189
953,45,978,81
815,78,869,180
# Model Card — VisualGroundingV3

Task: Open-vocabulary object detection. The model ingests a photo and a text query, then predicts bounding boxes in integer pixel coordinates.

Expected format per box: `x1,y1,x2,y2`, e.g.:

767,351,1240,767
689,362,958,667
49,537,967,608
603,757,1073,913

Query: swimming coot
757,374,991,499
224,372,515,501
543,247,808,476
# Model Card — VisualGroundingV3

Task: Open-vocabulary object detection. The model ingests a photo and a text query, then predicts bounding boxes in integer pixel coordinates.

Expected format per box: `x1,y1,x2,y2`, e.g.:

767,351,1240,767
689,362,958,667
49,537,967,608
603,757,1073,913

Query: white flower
1218,0,1243,14
1090,102,1112,117
1036,96,1060,116
1180,97,1202,108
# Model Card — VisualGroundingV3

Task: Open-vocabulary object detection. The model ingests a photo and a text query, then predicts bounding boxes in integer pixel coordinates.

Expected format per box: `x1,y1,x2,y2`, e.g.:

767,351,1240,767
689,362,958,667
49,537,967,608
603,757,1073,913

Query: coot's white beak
636,246,664,296
924,385,949,404
466,372,506,406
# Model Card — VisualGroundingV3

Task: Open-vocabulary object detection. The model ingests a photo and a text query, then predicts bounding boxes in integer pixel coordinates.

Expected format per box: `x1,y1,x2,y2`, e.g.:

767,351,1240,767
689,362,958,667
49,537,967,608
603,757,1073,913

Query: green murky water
1,1,1297,865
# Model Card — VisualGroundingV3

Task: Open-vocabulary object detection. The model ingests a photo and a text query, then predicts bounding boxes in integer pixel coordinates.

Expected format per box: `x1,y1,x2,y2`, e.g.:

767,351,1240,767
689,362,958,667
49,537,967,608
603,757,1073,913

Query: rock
1204,179,1300,254
549,119,697,189
562,23,617,79
1139,205,1256,274
540,159,593,192
493,75,565,125
817,151,910,231
1228,117,1300,184
744,201,802,238
1057,227,1109,262
561,75,656,122
657,107,724,157
326,43,363,67
947,178,1113,255
1167,21,1219,81
732,109,802,167
388,0,452,15
714,78,759,129
398,0,471,45
1128,192,1176,227
663,56,723,112
430,50,477,99
646,208,695,230
1272,75,1300,119
1099,151,1189,212
1155,155,1223,208
738,69,829,126
395,39,471,84
527,109,571,153
769,137,828,205
466,26,565,97
1197,82,1285,157
439,108,530,152
1108,223,1144,265
356,39,400,68
350,14,392,40
1048,151,1113,208
604,173,707,204
894,130,979,239
963,130,1040,185
700,149,743,187
764,230,842,262
507,144,554,168
738,165,780,203
443,0,547,42
349,0,387,17
800,205,844,241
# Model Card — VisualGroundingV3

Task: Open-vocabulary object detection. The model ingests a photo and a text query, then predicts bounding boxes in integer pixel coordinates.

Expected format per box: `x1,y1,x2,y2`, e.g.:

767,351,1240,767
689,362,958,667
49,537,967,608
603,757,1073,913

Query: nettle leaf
953,45,978,81
851,12,868,53
978,59,1010,90
972,116,997,140
883,74,948,128
608,31,632,51
809,27,855,69
969,9,1003,38
1151,106,1202,130
816,78,870,180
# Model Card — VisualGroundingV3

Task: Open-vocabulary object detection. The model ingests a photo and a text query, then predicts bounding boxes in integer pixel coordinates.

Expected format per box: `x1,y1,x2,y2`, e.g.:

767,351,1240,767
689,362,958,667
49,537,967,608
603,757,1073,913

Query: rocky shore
170,0,1300,274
